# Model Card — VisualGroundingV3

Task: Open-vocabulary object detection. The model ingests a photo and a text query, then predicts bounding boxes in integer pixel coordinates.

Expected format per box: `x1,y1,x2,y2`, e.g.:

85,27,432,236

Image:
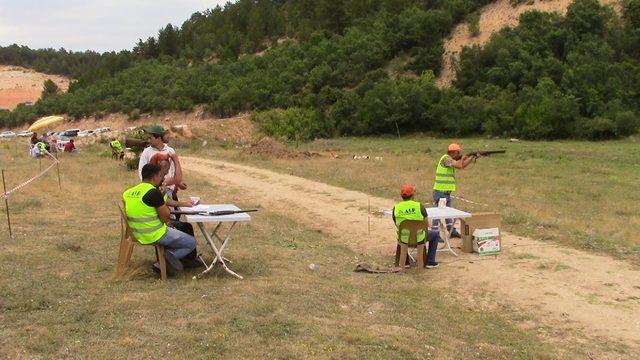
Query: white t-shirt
137,144,177,189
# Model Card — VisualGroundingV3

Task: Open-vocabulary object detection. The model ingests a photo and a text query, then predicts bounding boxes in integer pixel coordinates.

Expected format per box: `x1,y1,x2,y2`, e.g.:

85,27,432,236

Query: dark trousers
432,190,459,236
170,221,197,261
395,231,439,265
172,221,194,236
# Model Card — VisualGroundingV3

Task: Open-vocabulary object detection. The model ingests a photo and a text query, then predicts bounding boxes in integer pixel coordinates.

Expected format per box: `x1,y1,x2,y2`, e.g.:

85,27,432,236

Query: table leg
436,217,458,257
212,222,236,260
211,223,234,263
195,222,244,280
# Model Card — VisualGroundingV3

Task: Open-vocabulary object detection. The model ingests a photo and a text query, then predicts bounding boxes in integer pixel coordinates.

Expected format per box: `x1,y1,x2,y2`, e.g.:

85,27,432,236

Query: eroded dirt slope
437,0,621,87
0,65,71,109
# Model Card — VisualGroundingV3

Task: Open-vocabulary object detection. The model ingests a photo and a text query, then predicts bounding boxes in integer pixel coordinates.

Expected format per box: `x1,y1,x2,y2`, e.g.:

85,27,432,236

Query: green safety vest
393,200,426,243
110,140,123,150
433,154,456,192
36,142,46,151
122,182,167,244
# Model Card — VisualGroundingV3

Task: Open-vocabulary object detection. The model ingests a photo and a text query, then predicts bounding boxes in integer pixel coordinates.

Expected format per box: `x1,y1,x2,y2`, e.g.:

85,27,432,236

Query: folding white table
425,207,472,257
181,204,251,280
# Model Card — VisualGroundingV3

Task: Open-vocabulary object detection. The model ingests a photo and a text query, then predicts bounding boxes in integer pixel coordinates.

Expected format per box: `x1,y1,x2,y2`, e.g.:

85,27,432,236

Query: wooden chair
116,203,167,281
395,220,429,272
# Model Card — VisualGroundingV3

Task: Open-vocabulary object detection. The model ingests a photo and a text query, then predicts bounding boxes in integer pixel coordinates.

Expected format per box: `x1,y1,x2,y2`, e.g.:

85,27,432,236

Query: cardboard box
472,227,500,255
460,212,501,253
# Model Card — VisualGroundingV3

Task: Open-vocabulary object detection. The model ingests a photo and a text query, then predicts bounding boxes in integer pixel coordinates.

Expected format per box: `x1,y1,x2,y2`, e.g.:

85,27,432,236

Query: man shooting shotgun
432,144,505,237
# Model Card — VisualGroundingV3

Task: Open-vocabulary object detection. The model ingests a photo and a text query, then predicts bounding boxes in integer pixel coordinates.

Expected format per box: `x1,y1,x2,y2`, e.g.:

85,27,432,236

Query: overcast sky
0,0,228,52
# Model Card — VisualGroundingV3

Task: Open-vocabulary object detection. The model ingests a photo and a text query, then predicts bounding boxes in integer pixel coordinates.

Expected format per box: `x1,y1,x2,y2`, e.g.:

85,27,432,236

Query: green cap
144,125,167,136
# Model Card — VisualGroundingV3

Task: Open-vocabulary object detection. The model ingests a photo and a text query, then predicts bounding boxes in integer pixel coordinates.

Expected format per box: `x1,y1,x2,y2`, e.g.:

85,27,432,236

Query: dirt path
437,0,621,87
182,156,640,353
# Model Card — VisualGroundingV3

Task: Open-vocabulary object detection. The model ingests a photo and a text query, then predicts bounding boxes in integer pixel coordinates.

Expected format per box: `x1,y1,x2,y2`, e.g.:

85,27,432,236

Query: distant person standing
138,125,186,201
432,143,479,237
30,132,39,146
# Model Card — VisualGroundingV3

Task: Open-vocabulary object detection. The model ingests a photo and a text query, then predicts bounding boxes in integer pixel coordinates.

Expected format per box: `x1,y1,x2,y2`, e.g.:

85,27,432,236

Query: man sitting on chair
123,163,197,274
392,185,439,269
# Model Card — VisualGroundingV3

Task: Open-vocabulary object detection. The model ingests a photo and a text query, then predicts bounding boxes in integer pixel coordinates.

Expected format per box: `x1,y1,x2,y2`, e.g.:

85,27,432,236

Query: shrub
468,11,481,37
128,109,141,120
576,116,617,139
253,108,326,141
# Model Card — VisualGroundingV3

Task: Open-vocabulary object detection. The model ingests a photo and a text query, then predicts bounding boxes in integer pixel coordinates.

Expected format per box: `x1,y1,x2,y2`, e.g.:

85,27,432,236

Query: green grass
201,136,640,265
0,141,580,358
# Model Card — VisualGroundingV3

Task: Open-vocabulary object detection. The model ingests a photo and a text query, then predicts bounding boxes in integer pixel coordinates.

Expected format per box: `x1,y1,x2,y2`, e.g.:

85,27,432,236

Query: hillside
437,0,622,87
0,65,70,110
1,0,638,140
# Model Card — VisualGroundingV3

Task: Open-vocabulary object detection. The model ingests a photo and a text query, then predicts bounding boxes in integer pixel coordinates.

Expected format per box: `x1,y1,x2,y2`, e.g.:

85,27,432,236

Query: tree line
1,0,638,140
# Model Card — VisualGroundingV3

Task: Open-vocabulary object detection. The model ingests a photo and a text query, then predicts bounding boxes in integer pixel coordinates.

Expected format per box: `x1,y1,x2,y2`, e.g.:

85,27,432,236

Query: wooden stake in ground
55,154,61,189
2,170,12,238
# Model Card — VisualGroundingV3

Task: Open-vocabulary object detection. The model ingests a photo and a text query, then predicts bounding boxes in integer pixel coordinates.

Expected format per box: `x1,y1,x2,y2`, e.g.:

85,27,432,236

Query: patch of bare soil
182,156,640,357
437,0,621,87
0,65,71,109
243,137,320,159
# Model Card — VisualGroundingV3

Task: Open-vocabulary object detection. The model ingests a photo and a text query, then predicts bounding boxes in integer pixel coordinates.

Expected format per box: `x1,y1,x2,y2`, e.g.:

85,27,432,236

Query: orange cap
400,185,416,198
448,143,462,152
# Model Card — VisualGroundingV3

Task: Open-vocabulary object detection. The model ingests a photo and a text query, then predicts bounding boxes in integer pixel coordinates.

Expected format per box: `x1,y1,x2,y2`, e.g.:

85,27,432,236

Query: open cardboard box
460,212,501,254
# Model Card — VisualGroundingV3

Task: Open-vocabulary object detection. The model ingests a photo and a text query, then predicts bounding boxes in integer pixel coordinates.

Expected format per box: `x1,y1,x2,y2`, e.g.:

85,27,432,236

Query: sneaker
152,262,177,277
181,257,205,269
425,262,439,269
164,250,184,273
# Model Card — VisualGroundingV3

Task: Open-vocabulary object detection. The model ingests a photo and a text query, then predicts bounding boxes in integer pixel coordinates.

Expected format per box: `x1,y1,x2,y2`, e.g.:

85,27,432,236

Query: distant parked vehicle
0,131,16,138
59,129,80,137
17,130,34,137
78,130,94,138
94,127,111,134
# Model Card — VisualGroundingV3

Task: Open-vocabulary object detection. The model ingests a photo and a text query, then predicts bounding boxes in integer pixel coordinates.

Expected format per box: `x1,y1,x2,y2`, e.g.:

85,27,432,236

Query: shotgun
466,150,506,157
125,138,149,149
170,209,259,216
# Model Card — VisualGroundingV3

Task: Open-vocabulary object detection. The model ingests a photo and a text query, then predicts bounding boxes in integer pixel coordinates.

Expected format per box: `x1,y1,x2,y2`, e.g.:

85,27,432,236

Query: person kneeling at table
123,163,198,275
392,185,439,269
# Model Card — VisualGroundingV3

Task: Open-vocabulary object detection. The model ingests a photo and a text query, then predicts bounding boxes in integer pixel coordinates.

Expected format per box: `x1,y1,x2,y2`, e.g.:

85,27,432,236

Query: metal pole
56,160,61,189
2,170,12,238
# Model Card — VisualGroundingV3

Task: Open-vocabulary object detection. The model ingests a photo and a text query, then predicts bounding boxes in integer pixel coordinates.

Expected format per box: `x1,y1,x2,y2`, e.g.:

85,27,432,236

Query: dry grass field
0,139,600,358
210,136,640,265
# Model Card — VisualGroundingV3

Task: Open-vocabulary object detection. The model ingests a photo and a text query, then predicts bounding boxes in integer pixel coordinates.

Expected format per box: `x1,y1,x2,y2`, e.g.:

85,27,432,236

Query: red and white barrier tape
1,150,59,200
450,194,488,207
